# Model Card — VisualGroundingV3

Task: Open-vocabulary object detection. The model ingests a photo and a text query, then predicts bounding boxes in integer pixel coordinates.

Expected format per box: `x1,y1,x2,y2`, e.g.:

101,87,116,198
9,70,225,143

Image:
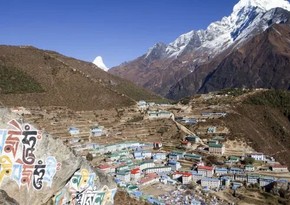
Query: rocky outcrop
0,108,116,205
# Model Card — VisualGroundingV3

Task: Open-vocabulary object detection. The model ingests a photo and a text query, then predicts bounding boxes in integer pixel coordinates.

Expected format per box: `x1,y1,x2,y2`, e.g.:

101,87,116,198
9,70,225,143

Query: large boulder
0,108,116,205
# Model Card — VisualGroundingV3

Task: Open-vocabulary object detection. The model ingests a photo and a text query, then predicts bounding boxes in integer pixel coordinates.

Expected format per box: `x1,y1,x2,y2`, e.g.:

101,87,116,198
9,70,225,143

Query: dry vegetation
0,45,163,110
114,191,150,205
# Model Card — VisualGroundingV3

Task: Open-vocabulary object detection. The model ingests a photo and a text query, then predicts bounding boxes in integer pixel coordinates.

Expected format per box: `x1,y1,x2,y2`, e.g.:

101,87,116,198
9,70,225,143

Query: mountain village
11,90,290,205
1,0,290,204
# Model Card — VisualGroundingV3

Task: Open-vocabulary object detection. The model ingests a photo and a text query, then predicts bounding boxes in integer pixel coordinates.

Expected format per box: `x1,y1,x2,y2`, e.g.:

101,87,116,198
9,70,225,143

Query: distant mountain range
0,46,162,110
110,0,290,100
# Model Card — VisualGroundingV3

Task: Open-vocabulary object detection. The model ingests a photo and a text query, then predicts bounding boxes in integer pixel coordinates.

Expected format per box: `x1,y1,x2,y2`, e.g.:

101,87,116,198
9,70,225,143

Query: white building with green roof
209,143,225,155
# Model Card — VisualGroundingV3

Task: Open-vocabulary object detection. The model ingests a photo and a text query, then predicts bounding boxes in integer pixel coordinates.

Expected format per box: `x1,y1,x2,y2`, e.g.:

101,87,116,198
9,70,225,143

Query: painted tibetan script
0,119,61,190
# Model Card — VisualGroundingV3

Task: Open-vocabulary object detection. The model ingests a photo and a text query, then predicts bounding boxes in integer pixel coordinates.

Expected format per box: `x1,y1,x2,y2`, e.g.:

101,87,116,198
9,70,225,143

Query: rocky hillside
228,90,290,168
0,45,163,110
0,108,116,205
110,0,290,99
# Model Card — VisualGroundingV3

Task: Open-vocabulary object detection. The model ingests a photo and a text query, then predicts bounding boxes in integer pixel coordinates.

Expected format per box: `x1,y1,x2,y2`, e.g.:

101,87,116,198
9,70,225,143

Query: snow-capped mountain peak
151,0,290,61
233,0,290,13
145,42,167,59
93,56,109,71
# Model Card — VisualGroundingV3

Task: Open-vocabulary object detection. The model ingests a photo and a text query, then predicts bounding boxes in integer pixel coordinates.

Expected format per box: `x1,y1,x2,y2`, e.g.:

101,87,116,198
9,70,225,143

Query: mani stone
0,108,116,205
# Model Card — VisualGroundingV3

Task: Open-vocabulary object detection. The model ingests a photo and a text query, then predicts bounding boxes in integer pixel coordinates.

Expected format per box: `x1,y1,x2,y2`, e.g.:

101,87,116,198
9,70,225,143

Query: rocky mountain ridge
110,0,290,99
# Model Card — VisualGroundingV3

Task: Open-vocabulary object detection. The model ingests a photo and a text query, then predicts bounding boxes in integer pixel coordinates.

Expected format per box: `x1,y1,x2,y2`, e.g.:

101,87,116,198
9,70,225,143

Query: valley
6,89,290,205
1,0,290,204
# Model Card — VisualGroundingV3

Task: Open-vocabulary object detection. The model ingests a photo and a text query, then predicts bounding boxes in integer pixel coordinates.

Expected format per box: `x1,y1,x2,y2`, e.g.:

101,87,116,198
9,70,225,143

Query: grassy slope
0,64,44,94
222,90,290,167
48,51,167,103
244,90,290,121
0,45,164,110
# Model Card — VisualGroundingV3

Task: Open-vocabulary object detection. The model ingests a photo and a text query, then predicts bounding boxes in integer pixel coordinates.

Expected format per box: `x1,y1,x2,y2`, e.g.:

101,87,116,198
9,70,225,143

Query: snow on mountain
146,0,290,60
233,0,290,12
93,56,109,71
145,42,167,60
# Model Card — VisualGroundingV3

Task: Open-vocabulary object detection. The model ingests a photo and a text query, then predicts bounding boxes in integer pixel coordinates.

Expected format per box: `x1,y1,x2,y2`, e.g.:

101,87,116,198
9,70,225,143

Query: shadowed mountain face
167,24,290,99
0,46,162,110
110,5,290,100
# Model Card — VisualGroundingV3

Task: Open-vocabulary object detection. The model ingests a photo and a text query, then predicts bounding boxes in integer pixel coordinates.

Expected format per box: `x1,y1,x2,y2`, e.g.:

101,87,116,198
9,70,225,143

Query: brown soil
114,191,150,205
0,45,162,111
222,104,290,168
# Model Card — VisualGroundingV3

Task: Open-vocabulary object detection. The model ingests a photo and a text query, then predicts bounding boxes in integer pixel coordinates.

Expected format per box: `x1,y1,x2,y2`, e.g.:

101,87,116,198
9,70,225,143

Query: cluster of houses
87,139,289,189
173,165,289,190
94,142,205,205
181,135,226,155
137,100,171,111
66,122,290,205
91,139,289,205
62,100,290,205
68,125,105,137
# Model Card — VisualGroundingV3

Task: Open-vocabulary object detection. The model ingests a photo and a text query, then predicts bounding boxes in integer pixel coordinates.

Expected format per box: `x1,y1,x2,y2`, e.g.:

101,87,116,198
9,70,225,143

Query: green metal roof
208,143,223,148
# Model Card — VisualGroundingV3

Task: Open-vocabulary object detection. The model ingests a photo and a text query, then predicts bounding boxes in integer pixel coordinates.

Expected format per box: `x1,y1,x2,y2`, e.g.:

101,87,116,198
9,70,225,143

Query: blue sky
1,0,238,67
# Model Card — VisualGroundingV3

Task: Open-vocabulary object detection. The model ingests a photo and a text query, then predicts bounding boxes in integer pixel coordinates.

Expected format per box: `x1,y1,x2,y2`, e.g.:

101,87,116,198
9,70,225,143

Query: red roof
173,171,183,175
139,174,158,184
131,168,140,174
272,164,288,168
139,177,155,184
173,171,192,177
198,166,214,171
182,172,192,177
181,140,190,145
98,164,111,169
147,173,158,178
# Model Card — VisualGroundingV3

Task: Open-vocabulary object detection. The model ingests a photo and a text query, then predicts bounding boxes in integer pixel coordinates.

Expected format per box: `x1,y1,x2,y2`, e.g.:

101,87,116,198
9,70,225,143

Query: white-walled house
245,164,255,172
140,160,155,171
144,166,171,174
116,171,131,182
271,164,289,172
215,168,228,176
209,143,225,155
153,153,167,161
182,173,193,184
90,126,104,137
250,153,265,161
68,127,79,135
201,177,221,189
198,166,214,177
137,100,148,110
131,168,141,182
147,110,174,120
168,160,182,171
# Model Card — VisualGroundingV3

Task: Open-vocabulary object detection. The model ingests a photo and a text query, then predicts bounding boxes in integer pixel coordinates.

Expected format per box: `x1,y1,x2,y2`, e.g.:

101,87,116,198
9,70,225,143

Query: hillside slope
0,45,162,110
168,24,290,99
222,90,290,167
